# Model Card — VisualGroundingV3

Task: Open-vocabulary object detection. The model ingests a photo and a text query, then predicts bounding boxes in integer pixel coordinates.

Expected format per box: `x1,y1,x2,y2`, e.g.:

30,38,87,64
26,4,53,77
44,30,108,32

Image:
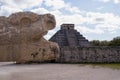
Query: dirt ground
0,62,120,80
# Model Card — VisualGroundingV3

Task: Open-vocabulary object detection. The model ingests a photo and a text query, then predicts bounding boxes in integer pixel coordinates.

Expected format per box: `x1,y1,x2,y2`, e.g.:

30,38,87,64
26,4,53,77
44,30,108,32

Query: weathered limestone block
0,12,59,63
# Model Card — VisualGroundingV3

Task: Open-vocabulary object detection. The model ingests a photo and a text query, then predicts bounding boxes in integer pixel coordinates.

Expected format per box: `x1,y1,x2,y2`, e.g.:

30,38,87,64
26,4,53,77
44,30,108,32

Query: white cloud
64,5,81,13
114,0,120,3
44,0,65,10
85,12,120,25
96,6,104,10
50,10,62,16
98,0,120,4
0,0,43,16
0,5,22,16
31,8,49,14
76,12,120,34
44,0,81,13
0,0,43,9
96,24,119,32
99,0,110,2
57,14,85,25
76,26,104,34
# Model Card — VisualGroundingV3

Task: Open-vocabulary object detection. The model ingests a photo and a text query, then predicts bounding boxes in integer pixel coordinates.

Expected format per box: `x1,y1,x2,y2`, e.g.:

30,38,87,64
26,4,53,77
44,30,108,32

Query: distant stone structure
49,24,91,47
49,24,120,63
0,12,59,63
59,46,120,63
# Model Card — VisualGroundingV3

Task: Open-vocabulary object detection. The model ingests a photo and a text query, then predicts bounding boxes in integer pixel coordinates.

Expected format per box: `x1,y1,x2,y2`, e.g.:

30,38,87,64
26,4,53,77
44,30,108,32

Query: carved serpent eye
20,17,31,27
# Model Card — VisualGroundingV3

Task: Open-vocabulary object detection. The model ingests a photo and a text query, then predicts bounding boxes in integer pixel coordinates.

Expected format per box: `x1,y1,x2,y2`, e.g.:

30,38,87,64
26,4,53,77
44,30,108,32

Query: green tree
109,36,120,46
90,36,120,46
90,40,100,46
100,40,109,46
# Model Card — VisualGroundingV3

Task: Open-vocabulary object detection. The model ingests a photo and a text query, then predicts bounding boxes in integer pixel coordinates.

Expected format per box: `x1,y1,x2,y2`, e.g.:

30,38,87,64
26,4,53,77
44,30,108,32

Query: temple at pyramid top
49,24,91,47
61,24,74,30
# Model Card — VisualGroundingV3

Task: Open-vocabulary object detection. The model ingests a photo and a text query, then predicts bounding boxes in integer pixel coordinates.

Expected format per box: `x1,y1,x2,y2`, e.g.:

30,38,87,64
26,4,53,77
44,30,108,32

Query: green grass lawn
61,63,120,69
85,63,120,69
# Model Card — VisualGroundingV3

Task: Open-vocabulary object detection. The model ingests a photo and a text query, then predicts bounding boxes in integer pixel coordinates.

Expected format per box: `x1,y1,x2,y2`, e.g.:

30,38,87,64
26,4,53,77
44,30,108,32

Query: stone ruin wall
0,45,120,63
59,46,120,63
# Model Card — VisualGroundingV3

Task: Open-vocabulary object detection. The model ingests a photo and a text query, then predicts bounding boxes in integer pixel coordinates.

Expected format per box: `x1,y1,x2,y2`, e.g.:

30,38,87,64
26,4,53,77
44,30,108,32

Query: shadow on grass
1,62,120,69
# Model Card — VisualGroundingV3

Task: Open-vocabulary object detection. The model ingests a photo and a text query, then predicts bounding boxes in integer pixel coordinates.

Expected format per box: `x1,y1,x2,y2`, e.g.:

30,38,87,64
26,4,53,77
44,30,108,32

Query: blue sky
0,0,120,41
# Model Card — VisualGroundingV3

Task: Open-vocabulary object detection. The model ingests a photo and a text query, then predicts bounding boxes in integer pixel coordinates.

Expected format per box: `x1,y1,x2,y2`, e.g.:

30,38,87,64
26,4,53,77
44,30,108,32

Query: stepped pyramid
49,24,91,47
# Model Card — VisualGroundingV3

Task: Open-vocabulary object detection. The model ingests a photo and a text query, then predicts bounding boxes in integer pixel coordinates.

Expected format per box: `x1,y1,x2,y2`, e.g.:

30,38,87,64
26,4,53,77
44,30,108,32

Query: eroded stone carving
0,12,59,63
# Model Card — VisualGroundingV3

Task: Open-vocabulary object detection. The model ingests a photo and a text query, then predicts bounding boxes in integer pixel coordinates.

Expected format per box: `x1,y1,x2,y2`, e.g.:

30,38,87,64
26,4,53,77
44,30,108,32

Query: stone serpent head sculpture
0,12,56,44
0,12,59,63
